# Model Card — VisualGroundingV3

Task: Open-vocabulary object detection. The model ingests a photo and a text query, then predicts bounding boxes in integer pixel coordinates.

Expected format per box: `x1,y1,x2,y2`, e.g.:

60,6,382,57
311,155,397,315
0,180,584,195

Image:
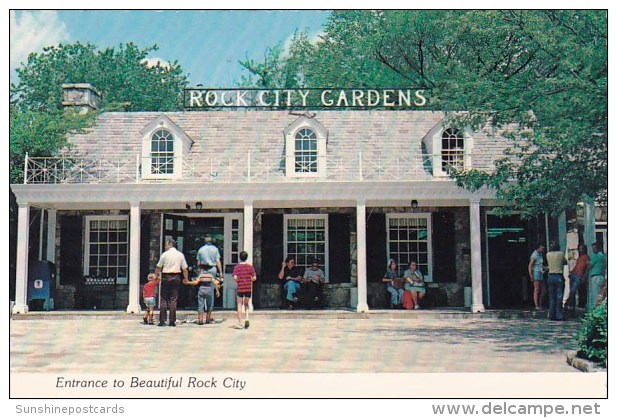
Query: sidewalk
11,308,586,374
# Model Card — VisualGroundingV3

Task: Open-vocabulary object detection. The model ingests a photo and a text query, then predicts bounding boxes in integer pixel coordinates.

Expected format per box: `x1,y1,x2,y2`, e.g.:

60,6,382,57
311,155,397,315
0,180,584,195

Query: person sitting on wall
403,260,425,310
278,256,303,310
303,259,325,309
383,259,404,309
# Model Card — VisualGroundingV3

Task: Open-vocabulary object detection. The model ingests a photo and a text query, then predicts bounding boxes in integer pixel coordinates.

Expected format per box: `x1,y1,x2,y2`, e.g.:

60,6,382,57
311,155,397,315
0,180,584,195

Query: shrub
575,301,608,368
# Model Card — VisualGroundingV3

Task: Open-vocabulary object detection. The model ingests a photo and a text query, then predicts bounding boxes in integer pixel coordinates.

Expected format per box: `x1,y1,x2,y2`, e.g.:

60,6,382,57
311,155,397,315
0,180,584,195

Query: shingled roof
62,109,512,183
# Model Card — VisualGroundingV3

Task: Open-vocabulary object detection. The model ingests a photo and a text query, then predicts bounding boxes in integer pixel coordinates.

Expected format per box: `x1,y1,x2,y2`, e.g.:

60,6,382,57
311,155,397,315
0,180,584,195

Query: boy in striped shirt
233,251,257,329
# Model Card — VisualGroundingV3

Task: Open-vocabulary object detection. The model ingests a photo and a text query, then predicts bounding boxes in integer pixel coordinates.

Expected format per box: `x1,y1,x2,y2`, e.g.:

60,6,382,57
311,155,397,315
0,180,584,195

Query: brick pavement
10,310,583,373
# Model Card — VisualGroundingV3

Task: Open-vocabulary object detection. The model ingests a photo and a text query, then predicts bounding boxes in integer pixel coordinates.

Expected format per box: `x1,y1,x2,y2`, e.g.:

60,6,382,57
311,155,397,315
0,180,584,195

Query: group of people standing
146,235,256,330
383,259,426,309
528,241,607,321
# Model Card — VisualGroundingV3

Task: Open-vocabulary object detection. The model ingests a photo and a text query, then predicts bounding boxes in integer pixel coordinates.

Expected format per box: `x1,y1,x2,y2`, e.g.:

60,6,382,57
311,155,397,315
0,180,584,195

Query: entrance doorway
486,214,532,308
161,213,242,309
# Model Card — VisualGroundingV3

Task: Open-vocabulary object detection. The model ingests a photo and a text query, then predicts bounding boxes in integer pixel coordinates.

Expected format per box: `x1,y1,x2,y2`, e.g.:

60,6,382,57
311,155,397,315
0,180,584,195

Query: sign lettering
184,88,429,109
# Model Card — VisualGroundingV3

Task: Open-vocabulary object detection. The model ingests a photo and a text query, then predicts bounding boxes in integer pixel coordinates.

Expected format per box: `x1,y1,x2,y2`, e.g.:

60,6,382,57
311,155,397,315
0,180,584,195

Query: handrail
23,152,473,184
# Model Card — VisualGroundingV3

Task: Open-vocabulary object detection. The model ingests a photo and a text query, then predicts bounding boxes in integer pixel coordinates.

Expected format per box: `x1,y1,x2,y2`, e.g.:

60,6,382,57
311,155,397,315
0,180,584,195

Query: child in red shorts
233,251,256,329
142,273,160,325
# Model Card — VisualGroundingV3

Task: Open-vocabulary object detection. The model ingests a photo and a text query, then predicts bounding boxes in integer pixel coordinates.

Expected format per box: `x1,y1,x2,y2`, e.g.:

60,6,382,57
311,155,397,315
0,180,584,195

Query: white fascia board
11,181,500,208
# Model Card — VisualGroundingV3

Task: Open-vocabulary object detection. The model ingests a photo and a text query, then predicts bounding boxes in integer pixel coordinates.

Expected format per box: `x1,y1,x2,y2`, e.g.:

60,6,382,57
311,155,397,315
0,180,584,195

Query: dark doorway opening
486,214,532,308
162,215,225,309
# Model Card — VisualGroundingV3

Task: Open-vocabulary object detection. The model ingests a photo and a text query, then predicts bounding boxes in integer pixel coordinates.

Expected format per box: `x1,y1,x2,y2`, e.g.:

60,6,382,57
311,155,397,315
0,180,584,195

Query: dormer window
423,124,474,177
140,115,193,180
151,129,175,174
441,128,465,172
284,116,328,178
294,128,318,173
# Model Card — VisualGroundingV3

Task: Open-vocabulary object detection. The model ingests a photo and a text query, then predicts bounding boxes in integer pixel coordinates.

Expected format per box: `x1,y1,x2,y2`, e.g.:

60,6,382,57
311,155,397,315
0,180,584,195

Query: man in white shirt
155,238,189,326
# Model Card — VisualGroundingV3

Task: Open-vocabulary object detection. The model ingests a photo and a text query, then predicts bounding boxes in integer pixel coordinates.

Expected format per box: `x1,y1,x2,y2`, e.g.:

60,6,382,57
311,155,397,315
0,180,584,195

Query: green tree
239,29,316,88
241,10,607,217
9,41,189,298
12,41,188,112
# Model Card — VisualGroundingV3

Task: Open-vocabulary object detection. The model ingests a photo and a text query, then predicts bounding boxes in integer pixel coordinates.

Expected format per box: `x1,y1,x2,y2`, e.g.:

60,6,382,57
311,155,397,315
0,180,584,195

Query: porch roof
11,180,500,210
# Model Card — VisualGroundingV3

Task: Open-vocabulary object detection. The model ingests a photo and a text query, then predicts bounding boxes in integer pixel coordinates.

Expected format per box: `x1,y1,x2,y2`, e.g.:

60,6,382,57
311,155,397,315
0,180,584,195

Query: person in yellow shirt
546,242,567,321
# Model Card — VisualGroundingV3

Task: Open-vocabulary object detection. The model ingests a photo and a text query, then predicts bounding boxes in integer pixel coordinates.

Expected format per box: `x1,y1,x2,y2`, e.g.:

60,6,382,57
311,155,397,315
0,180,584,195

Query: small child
142,273,160,325
186,271,214,325
233,251,256,329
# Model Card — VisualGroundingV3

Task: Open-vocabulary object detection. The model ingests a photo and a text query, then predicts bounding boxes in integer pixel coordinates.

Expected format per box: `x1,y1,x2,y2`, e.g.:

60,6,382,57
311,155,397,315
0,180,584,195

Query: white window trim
84,215,130,280
283,214,329,281
140,116,193,180
386,213,433,282
284,119,328,179
431,127,474,177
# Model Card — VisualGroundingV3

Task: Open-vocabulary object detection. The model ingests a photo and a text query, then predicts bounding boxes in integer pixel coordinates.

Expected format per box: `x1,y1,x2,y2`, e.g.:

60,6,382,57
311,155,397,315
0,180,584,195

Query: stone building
11,84,600,313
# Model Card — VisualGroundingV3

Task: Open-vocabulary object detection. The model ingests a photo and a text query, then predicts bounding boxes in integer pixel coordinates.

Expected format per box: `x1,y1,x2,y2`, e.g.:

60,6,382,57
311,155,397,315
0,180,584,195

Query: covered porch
11,180,499,314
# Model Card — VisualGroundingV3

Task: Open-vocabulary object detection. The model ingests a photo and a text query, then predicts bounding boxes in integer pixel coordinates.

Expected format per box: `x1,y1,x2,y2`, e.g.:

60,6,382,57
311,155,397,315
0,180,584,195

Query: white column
583,197,596,248
558,212,567,252
46,209,57,264
243,200,254,263
126,202,141,313
469,197,485,313
583,197,596,309
356,199,369,312
38,209,45,260
13,203,30,314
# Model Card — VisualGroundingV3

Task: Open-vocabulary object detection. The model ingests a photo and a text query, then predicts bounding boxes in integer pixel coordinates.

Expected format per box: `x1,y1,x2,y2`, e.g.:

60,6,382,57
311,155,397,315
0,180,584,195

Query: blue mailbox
28,260,56,311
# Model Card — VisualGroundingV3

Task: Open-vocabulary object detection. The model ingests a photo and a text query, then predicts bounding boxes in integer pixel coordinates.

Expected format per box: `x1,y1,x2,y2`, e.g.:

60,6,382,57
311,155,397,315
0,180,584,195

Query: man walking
155,238,189,327
196,235,223,324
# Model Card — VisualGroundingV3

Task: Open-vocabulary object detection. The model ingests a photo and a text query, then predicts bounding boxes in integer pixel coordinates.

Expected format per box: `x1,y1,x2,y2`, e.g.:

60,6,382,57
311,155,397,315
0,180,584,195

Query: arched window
441,128,465,172
151,129,174,174
294,128,318,173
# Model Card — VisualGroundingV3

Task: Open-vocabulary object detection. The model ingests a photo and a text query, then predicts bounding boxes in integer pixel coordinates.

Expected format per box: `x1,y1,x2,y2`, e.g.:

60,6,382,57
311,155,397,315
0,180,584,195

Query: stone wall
254,282,354,309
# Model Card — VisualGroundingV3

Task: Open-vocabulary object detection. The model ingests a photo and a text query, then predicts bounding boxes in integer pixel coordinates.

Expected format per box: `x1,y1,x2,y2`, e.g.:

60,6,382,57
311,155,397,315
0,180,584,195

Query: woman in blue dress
383,259,404,308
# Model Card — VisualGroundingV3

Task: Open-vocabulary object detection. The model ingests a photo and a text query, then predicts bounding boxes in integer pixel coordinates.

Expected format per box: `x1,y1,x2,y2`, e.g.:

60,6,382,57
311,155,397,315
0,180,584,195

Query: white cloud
141,57,171,69
10,11,70,78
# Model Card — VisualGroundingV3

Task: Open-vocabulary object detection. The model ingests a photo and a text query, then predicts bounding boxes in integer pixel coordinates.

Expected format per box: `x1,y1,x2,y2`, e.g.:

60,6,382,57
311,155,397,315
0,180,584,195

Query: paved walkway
11,309,584,373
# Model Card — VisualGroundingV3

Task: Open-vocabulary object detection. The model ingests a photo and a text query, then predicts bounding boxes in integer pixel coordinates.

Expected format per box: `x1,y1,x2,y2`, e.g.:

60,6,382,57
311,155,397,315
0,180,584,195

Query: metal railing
23,152,471,184
24,153,139,184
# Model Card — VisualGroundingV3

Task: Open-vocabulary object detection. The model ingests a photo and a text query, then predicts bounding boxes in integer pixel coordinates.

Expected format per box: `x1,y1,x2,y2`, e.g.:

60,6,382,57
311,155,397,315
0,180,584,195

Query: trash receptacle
28,260,56,311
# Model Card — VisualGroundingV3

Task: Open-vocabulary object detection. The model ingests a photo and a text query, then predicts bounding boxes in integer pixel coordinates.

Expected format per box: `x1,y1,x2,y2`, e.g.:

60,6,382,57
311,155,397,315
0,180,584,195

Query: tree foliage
240,10,607,217
9,42,189,290
11,42,188,112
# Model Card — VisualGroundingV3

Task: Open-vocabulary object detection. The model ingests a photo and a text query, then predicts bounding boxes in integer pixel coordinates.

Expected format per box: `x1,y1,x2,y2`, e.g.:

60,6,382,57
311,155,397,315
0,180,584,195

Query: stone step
11,308,586,321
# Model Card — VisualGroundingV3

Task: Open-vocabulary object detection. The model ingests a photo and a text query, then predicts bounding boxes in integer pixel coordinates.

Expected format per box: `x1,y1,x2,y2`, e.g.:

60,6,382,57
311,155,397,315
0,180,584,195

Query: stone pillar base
12,303,29,314
471,303,485,313
356,303,369,313
126,304,141,314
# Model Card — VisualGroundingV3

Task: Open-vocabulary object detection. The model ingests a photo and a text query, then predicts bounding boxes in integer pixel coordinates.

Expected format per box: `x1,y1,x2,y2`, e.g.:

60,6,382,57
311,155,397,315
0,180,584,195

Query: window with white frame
84,216,129,279
140,115,193,180
441,128,465,172
284,215,328,279
284,117,328,178
294,128,318,173
151,129,175,175
386,214,432,281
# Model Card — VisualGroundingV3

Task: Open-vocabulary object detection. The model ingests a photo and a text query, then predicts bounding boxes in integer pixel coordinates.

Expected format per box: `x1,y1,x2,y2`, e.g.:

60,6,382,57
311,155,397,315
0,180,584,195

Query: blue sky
10,10,330,86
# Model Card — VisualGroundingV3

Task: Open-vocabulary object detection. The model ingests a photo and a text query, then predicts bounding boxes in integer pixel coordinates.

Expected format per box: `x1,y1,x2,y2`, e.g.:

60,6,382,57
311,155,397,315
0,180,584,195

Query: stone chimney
62,83,101,113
